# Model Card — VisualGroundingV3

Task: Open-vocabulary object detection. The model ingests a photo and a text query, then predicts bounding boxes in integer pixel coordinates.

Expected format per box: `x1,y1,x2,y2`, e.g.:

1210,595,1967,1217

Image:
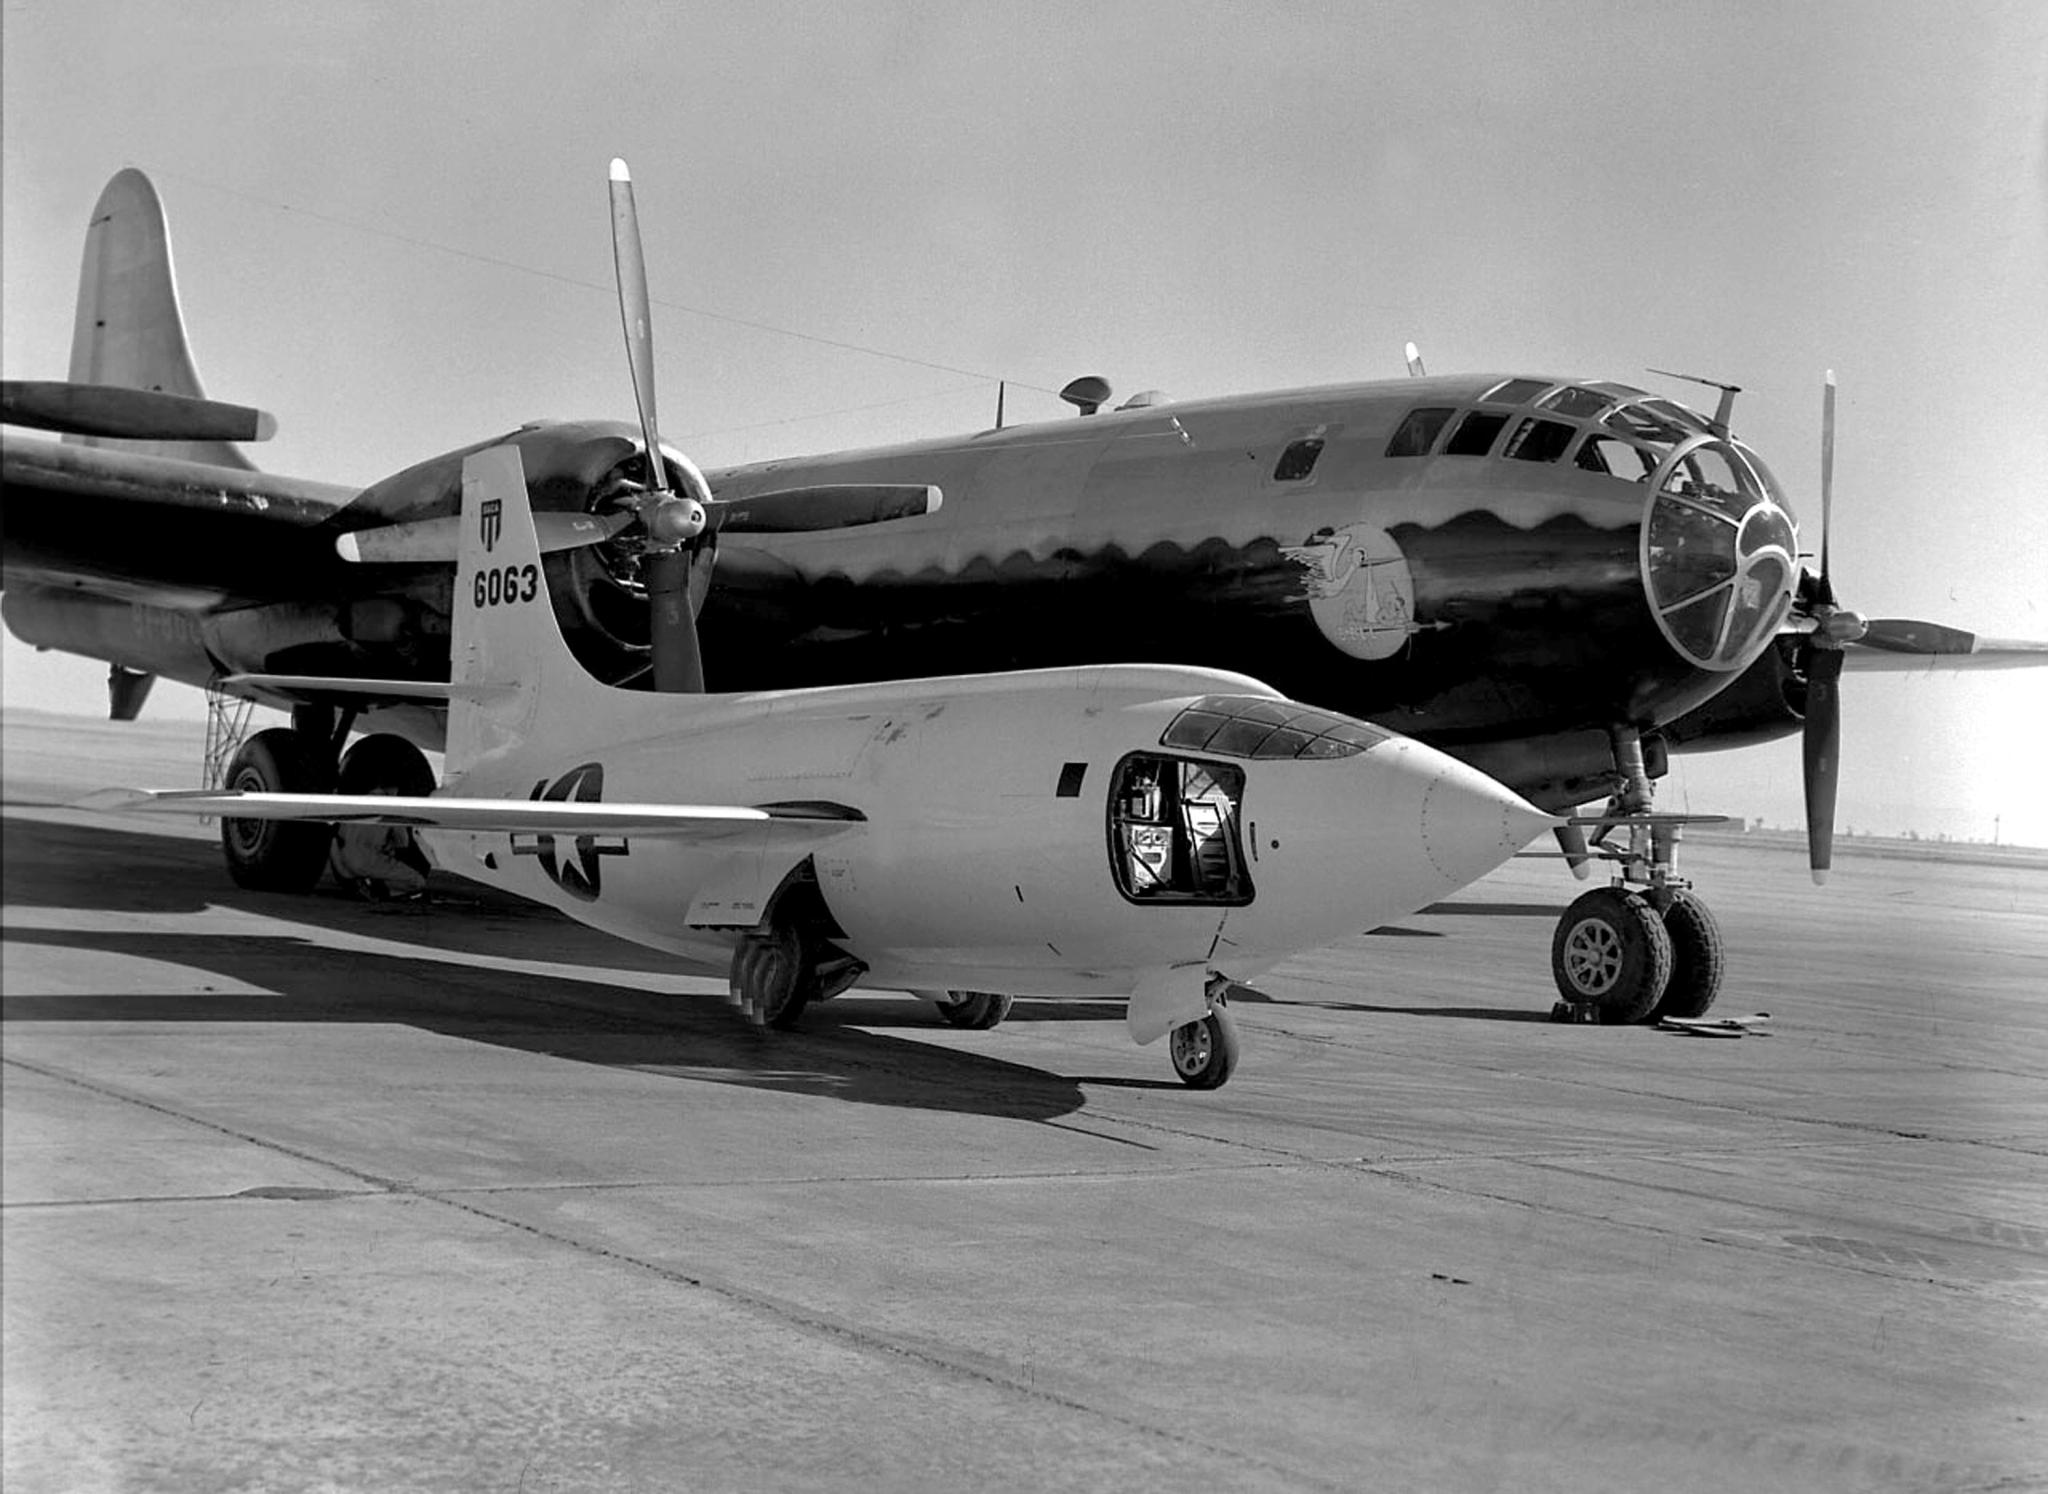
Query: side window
1273,437,1325,482
1385,406,1453,457
1108,753,1253,905
1443,411,1509,456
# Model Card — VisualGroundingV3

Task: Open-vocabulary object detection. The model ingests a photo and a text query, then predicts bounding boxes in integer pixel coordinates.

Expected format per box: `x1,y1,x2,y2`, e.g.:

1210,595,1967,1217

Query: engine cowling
1661,635,1807,754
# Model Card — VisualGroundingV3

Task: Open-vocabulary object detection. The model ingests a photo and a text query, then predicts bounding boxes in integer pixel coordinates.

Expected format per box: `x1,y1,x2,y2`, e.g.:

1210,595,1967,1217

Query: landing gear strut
1550,726,1726,1023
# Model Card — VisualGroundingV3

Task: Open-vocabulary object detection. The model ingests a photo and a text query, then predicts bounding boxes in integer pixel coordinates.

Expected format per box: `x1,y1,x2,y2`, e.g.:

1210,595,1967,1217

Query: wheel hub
1170,1019,1214,1077
1562,918,1624,995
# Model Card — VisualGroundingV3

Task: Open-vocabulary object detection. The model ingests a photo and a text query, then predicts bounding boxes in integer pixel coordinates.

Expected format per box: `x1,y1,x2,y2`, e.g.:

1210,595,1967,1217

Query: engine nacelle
1661,635,1808,754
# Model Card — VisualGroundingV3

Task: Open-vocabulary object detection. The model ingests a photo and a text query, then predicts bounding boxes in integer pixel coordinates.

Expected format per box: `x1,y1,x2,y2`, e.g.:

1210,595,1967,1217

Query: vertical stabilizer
446,446,619,785
68,169,256,469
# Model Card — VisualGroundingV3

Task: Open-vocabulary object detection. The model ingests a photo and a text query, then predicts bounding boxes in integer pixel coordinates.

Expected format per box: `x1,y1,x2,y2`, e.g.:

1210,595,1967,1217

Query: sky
4,0,2046,843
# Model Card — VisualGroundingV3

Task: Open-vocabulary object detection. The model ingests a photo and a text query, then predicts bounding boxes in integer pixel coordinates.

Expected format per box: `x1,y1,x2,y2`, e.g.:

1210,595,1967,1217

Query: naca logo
479,497,503,554
510,762,626,901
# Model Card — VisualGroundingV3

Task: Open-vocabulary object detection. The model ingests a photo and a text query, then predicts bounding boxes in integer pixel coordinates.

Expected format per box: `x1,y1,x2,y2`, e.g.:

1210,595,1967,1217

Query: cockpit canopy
1384,378,1799,672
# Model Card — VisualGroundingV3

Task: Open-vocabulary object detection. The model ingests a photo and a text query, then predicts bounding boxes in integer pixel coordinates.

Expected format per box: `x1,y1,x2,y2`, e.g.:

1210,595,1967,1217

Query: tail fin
67,169,256,470
446,445,619,784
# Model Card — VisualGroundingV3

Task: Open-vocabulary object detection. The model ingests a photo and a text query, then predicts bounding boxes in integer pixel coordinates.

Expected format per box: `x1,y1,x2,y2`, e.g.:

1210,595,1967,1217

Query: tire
1168,1004,1240,1089
329,734,437,899
936,991,1014,1030
729,923,813,1030
1550,886,1672,1024
220,728,334,893
1652,891,1725,1021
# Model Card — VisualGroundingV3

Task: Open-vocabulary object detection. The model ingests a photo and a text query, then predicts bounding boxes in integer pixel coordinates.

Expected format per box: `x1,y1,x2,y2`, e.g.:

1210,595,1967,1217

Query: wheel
1168,1004,1240,1089
936,991,1014,1030
1550,886,1672,1024
220,728,334,892
329,734,436,899
729,923,812,1030
1651,891,1725,1021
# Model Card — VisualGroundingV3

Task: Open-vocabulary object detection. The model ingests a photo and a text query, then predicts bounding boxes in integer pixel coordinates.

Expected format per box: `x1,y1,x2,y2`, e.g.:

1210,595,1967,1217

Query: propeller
606,158,713,691
1787,371,2048,879
1793,372,1860,884
336,160,943,689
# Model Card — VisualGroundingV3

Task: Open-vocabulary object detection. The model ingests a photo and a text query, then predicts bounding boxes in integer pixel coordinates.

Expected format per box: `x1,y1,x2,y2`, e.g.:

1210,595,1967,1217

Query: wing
77,789,863,844
1,433,354,609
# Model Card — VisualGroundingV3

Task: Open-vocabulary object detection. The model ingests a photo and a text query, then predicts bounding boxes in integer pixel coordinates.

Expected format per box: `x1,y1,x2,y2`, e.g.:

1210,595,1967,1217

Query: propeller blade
337,509,634,564
1859,618,1999,654
1801,645,1845,885
3,380,277,442
1844,620,2048,672
608,160,667,491
644,549,704,693
1404,342,1426,378
710,483,943,535
1818,370,1836,595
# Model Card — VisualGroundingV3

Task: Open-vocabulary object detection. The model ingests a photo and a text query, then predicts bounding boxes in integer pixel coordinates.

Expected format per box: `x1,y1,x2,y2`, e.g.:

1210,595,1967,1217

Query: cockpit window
1575,435,1656,481
1605,401,1695,446
1108,753,1252,905
1504,417,1576,463
1443,410,1510,456
1161,694,1389,759
1385,406,1454,457
1481,378,1551,405
1537,385,1613,419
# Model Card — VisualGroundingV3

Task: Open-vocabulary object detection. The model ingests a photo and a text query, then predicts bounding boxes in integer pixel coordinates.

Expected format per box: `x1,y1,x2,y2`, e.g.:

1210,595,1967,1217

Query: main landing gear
727,870,866,1030
215,704,436,899
1550,726,1726,1024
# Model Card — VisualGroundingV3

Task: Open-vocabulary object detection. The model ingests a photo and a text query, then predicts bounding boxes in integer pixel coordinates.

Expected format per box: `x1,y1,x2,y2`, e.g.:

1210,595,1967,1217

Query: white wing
78,789,861,845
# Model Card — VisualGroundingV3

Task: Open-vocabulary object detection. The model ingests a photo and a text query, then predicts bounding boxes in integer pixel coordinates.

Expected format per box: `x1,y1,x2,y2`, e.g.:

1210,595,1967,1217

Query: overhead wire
151,168,1066,420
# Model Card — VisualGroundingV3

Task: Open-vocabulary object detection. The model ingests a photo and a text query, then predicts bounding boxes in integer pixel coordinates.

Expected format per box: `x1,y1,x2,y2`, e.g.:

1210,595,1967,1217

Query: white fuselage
424,664,1551,998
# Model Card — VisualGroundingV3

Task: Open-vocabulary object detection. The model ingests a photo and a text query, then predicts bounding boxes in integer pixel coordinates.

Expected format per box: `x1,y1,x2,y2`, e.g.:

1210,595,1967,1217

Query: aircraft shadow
1,813,679,965
2,817,1091,1121
1294,1000,1553,1023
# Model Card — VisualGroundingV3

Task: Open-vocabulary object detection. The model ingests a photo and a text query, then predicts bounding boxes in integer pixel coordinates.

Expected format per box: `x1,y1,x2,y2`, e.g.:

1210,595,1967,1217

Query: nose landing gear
1550,726,1727,1024
1167,977,1242,1089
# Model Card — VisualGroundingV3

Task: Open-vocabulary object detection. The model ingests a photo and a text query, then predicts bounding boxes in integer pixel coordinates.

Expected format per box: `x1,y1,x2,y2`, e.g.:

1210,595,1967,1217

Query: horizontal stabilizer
222,673,519,705
2,381,276,442
78,788,864,843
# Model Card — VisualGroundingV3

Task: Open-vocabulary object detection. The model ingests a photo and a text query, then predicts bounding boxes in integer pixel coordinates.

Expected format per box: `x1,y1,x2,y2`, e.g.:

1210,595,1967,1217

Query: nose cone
1418,752,1562,887
1232,734,1558,962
